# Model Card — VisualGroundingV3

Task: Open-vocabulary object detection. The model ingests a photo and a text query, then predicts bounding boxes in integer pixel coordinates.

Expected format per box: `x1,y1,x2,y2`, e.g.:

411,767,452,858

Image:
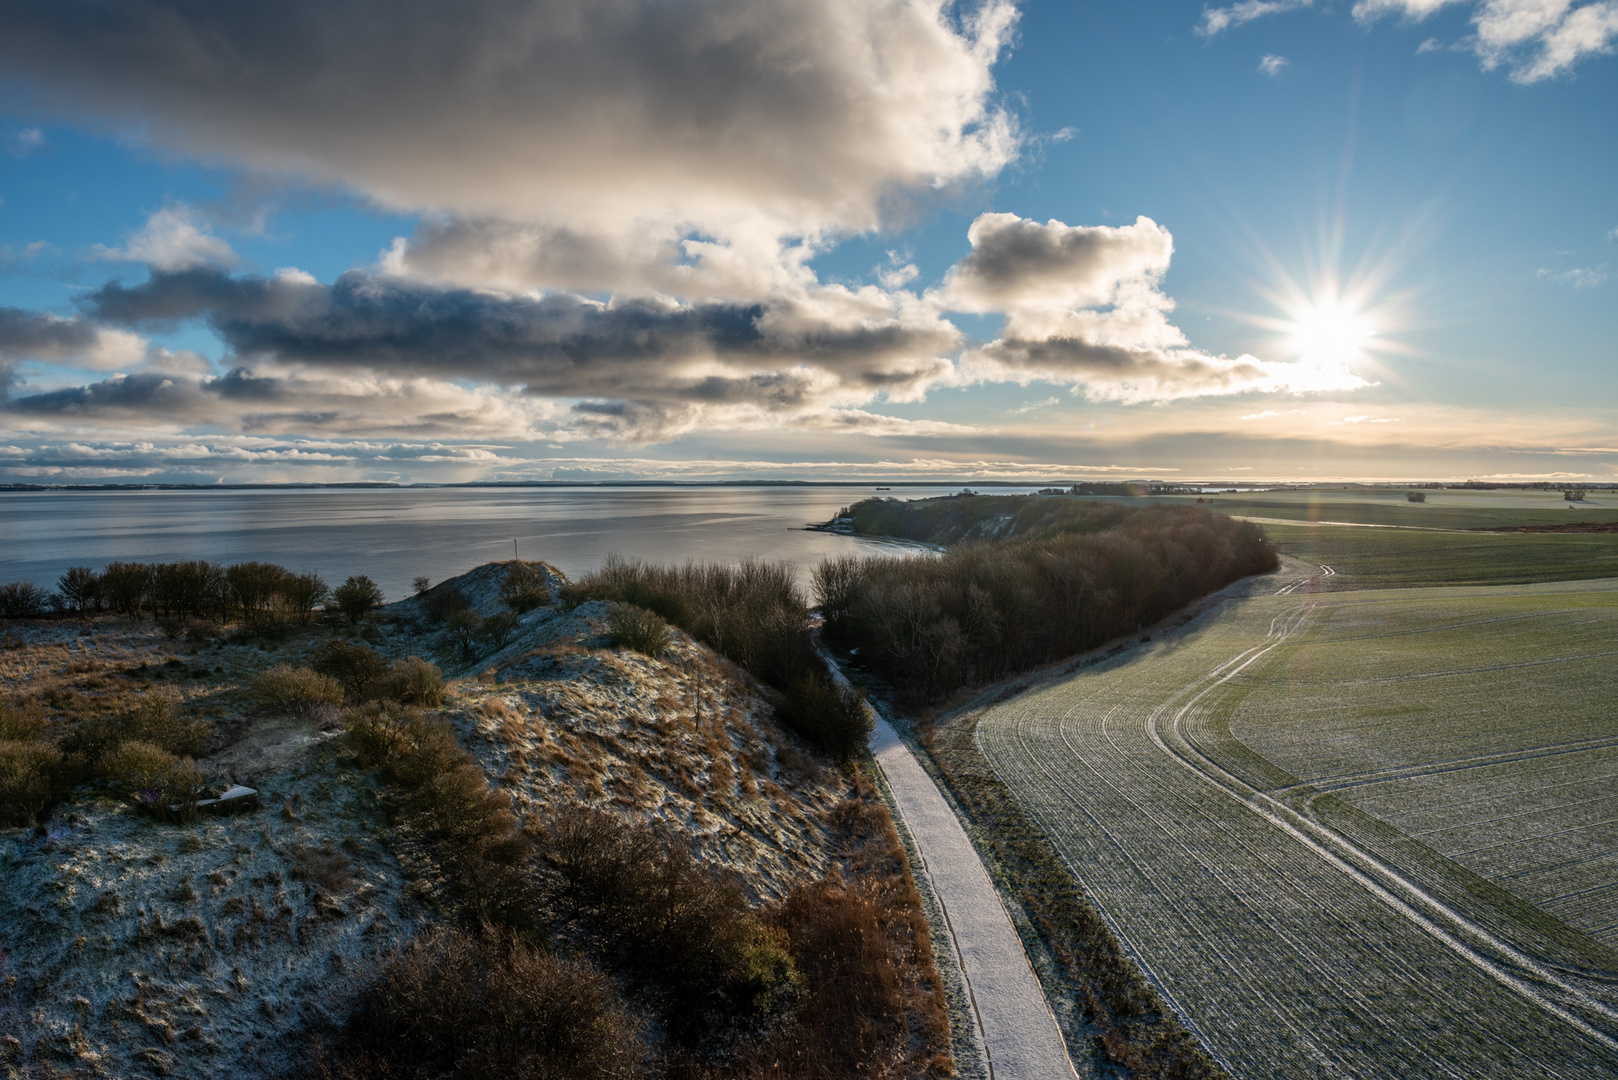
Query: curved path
974,594,1618,1079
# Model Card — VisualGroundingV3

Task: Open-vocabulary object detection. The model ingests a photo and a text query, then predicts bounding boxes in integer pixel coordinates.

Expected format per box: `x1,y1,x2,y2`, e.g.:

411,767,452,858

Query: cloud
1354,0,1618,82
939,212,1369,402
942,213,1174,312
1258,54,1291,75
0,0,1020,267
1609,226,1618,242
1537,263,1609,287
0,309,146,390
6,127,43,157
1010,396,1059,414
94,205,239,272
1198,0,1312,37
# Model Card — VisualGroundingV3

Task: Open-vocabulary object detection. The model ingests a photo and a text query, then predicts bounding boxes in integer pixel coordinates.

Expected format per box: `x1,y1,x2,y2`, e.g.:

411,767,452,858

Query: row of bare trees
41,561,383,625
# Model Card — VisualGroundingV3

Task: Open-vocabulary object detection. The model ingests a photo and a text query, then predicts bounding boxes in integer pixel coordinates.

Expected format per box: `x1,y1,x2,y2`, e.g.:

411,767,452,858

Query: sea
0,485,1025,602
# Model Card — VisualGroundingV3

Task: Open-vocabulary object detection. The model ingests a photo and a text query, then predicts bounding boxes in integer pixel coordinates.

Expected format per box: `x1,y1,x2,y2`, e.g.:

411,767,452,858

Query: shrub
778,675,872,763
0,582,47,619
249,665,345,711
99,740,207,819
537,805,801,1044
0,740,66,827
312,642,390,700
345,703,532,927
605,604,669,658
1407,491,1426,503
412,575,432,595
499,563,551,614
57,566,101,616
332,575,385,624
371,656,445,707
313,928,643,1080
72,696,212,761
481,610,521,651
0,702,45,742
425,584,471,623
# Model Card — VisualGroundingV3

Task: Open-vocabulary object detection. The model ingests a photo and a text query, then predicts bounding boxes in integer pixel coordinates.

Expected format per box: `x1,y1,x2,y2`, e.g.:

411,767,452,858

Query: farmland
970,576,1618,1078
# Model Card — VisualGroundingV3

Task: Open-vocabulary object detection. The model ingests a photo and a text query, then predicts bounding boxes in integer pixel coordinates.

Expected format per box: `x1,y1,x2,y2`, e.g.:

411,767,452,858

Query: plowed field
975,577,1618,1079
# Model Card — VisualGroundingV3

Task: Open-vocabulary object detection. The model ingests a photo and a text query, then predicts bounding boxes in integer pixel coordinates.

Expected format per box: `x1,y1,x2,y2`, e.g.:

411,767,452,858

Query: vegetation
332,575,385,624
249,665,345,712
499,562,552,614
604,603,671,658
820,498,1276,701
308,928,643,1080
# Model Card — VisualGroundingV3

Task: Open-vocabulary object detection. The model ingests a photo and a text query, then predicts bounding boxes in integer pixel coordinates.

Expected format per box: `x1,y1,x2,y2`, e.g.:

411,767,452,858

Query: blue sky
0,0,1613,484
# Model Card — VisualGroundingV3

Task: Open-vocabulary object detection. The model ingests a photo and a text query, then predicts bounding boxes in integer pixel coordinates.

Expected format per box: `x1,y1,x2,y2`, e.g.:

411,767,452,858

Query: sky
0,0,1613,485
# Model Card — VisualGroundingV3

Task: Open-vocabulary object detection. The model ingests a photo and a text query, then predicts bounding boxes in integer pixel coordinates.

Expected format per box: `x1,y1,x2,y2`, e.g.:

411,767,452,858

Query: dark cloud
84,268,958,414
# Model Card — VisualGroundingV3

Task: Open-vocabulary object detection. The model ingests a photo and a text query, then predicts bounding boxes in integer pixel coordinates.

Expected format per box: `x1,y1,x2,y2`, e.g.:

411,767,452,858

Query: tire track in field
1146,607,1618,1052
978,598,1618,1077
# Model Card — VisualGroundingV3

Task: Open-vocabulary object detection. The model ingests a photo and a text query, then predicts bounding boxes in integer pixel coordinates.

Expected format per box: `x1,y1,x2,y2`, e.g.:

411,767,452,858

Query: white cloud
93,205,239,272
1258,54,1291,75
1355,0,1618,81
1537,263,1609,286
1010,396,1059,414
6,127,42,157
1418,35,1445,49
1198,0,1313,37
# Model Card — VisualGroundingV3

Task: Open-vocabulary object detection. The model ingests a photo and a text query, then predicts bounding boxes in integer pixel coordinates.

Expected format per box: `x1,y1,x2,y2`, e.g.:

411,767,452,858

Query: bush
778,675,872,764
0,739,66,827
250,665,345,711
1407,491,1427,503
312,642,390,700
0,582,47,619
605,604,669,658
481,610,521,651
332,575,385,624
537,805,801,1044
345,703,532,927
57,566,101,616
371,656,445,707
71,696,212,761
150,561,225,619
425,585,471,624
312,928,643,1080
499,563,551,614
99,740,207,819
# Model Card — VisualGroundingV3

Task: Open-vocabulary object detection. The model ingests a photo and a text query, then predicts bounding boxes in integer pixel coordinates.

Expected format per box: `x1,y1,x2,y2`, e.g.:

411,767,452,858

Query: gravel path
869,716,1079,1080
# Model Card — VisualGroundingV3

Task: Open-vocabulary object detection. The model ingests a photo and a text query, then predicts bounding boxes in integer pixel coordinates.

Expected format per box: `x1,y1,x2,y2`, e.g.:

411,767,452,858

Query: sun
1287,298,1374,368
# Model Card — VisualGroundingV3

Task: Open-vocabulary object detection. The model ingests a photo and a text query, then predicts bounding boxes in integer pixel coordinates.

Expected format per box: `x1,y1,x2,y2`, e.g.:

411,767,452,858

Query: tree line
0,561,385,625
818,499,1278,701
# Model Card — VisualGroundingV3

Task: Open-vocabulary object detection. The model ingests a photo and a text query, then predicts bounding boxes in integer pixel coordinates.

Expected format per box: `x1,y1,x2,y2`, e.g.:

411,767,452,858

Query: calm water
0,486,1007,601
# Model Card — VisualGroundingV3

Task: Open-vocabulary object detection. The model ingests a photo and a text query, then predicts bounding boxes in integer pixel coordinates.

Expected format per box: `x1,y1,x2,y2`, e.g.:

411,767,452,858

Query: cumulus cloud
94,205,239,272
942,214,1174,312
939,212,1367,402
0,308,146,390
0,0,1018,269
1258,54,1290,75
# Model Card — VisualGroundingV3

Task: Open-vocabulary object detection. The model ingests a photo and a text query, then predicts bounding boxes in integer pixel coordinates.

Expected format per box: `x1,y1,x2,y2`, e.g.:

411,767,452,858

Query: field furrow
975,580,1618,1078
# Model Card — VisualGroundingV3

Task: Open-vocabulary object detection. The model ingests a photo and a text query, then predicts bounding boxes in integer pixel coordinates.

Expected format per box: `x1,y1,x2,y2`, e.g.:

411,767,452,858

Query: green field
1174,486,1618,530
1263,522,1618,588
972,578,1618,1079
